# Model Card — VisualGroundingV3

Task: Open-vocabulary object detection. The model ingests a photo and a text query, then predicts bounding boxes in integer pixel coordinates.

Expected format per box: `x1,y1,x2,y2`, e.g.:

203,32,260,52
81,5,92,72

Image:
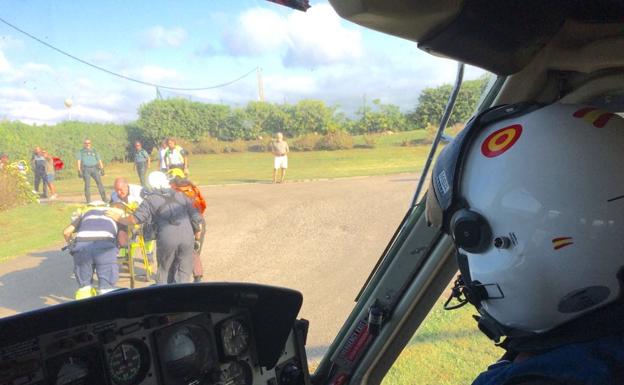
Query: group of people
64,168,207,299
61,132,294,298
76,137,189,203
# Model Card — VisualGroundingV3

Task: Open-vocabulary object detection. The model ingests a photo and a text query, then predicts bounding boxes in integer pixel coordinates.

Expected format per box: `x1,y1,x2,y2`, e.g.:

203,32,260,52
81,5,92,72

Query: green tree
353,99,410,134
289,99,336,136
409,75,491,129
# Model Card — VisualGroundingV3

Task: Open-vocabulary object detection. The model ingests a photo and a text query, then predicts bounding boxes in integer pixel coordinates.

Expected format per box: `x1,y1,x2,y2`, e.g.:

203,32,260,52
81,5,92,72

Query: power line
0,16,257,91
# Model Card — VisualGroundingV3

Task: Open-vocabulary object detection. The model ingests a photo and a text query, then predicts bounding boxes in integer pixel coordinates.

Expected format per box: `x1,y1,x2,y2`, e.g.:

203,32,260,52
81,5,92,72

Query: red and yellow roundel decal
481,124,522,158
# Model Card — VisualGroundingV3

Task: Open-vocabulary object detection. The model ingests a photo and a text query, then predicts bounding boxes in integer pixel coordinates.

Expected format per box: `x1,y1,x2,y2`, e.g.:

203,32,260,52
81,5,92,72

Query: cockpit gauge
220,318,250,357
154,314,217,385
55,357,89,385
46,345,106,385
219,361,252,385
108,339,150,385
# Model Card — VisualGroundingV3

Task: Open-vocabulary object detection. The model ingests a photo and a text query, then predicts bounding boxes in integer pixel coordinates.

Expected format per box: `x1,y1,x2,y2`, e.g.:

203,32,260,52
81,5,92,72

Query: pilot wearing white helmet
108,171,203,284
426,102,624,385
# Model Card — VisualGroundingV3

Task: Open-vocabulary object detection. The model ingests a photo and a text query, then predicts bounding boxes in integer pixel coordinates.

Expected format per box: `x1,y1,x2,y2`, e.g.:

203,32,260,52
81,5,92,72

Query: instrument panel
0,283,309,385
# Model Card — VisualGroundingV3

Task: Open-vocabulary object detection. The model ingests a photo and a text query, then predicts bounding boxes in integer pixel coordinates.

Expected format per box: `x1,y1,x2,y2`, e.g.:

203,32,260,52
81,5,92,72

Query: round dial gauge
221,319,250,357
108,340,150,385
220,361,252,385
55,357,89,385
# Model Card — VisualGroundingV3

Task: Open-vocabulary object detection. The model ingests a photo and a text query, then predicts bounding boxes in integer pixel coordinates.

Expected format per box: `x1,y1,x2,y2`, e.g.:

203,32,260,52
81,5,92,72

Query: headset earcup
450,209,492,253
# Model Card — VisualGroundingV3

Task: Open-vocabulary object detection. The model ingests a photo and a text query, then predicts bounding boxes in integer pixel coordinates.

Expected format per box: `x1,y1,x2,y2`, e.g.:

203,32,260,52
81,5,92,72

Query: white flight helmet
148,171,170,190
426,102,624,339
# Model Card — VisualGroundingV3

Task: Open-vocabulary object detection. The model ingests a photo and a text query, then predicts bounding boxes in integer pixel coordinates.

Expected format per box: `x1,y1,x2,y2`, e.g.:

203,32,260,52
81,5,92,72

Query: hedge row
0,120,130,176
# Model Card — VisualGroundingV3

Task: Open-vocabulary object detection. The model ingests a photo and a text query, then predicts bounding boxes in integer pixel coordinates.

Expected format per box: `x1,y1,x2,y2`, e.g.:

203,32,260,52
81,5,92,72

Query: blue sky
0,0,484,124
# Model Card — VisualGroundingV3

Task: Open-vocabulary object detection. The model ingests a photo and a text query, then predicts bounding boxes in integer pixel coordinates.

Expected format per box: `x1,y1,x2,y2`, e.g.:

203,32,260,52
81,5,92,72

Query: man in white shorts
272,132,289,183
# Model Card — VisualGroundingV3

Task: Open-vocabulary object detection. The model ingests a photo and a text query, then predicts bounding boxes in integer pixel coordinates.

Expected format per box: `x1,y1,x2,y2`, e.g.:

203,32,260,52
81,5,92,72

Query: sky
0,0,485,125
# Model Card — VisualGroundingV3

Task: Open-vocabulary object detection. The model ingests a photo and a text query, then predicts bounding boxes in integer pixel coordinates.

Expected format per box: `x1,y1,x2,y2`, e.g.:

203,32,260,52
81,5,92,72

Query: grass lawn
0,202,79,262
382,297,500,385
53,131,431,197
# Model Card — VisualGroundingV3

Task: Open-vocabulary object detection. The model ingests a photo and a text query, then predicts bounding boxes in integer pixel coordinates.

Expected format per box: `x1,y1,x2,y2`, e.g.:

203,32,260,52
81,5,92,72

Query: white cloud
222,8,289,56
283,4,362,67
222,4,362,67
140,26,187,48
136,65,184,83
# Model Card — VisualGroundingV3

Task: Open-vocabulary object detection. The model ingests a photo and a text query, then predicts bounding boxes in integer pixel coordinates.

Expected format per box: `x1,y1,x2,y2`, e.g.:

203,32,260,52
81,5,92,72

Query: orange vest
172,183,206,214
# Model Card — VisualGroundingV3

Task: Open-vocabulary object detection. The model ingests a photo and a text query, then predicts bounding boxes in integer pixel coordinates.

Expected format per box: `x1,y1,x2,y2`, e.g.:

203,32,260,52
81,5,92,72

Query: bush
175,138,197,155
316,131,354,151
223,139,247,153
359,134,377,149
0,120,131,178
291,133,321,152
247,137,272,152
0,167,38,212
193,137,225,154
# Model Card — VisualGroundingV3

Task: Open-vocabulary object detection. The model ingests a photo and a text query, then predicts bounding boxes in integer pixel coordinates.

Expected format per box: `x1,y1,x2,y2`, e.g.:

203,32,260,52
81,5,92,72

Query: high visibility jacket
165,145,186,166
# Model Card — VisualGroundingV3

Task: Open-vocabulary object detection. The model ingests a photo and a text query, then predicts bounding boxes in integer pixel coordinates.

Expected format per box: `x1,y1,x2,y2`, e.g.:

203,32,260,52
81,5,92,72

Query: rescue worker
164,138,189,175
110,177,156,266
426,103,624,385
133,141,151,187
76,138,106,203
108,171,202,284
62,201,123,299
167,168,207,282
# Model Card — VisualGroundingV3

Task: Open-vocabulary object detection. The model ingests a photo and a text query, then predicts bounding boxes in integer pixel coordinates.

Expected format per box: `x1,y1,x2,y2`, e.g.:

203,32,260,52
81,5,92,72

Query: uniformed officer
133,141,151,187
63,201,123,299
76,138,107,203
164,138,189,175
108,171,202,284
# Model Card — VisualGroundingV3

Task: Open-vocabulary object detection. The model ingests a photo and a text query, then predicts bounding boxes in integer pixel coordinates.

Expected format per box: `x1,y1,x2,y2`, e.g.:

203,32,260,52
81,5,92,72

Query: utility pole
257,67,265,102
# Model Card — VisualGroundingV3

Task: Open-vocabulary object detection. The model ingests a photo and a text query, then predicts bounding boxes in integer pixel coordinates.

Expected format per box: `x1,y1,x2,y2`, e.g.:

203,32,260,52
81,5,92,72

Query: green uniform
77,147,106,202
134,149,150,187
76,148,101,167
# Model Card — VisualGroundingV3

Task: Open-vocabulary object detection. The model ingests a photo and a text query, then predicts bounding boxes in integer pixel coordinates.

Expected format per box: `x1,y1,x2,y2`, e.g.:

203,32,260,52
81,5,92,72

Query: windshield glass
0,0,489,365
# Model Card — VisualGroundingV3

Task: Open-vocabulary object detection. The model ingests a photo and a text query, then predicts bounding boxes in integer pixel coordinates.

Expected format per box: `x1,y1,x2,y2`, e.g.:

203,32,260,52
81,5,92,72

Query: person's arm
63,224,76,243
184,195,202,240
91,149,102,169
146,150,151,169
285,142,289,154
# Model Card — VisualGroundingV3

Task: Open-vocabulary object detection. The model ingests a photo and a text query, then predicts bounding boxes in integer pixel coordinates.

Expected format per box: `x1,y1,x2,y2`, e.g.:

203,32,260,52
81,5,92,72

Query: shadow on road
0,249,75,315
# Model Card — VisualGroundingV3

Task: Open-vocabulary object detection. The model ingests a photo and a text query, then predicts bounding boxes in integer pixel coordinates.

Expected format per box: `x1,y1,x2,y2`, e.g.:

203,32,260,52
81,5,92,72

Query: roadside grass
382,297,500,385
0,202,78,262
352,130,428,147
53,143,431,196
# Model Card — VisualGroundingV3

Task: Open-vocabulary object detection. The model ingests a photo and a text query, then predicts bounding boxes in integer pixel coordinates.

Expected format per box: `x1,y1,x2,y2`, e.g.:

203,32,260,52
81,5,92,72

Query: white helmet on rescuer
426,102,624,339
148,171,170,190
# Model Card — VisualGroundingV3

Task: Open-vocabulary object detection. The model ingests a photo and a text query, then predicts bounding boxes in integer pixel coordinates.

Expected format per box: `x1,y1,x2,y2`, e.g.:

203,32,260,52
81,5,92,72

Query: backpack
173,183,206,214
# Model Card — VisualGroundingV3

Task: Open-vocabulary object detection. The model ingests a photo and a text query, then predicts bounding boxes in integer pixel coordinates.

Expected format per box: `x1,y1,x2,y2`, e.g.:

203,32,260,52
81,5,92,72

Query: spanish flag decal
552,237,574,250
481,124,522,158
572,107,615,128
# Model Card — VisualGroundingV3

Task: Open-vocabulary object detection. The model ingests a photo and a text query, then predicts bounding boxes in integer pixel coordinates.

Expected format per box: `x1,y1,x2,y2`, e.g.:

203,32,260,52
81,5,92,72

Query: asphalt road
0,173,418,360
